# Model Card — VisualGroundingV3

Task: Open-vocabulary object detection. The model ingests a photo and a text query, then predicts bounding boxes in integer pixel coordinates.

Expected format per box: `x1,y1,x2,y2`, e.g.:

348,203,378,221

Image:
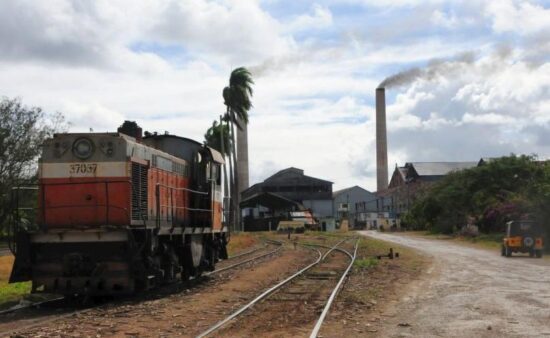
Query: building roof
240,192,303,209
406,162,478,177
333,185,372,198
265,167,333,185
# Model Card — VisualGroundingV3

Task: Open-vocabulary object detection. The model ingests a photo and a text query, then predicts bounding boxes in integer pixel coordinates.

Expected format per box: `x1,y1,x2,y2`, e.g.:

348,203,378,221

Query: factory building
240,167,333,231
376,161,478,222
332,186,376,228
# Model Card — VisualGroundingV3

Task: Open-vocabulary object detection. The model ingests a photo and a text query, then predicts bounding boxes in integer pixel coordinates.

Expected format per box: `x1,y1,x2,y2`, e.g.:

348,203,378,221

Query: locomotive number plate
69,163,97,175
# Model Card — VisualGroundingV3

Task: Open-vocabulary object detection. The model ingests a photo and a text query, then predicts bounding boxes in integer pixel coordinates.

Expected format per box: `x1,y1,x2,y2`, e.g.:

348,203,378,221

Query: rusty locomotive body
9,122,228,295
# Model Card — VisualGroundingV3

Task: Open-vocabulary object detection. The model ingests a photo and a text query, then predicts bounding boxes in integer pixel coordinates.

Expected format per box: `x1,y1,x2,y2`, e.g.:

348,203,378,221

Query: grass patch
0,255,31,310
455,233,503,250
336,233,430,313
354,257,378,268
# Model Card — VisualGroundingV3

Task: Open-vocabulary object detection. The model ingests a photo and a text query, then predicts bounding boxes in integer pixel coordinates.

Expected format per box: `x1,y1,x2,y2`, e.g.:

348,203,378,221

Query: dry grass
318,232,430,336
226,232,260,256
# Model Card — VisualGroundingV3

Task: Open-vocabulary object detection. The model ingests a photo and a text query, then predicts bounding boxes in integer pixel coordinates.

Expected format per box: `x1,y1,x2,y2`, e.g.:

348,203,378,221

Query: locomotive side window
152,154,188,177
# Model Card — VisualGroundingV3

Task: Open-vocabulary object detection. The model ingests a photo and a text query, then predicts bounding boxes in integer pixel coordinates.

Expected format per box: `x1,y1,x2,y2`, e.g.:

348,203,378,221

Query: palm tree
204,120,231,156
223,67,254,231
204,119,231,214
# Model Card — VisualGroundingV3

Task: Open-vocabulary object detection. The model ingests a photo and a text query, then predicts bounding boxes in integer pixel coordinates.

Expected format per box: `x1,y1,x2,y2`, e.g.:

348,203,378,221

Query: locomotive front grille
131,162,148,221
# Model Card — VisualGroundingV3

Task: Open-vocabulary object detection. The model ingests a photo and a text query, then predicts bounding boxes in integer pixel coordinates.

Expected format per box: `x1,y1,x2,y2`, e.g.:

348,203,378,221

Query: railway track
197,236,359,338
205,239,283,276
0,239,284,336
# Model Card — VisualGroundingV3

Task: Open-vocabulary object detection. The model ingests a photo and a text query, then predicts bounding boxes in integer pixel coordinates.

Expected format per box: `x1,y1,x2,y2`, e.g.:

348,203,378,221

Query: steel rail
1,299,107,337
195,237,350,338
204,240,283,276
0,296,65,316
227,244,267,261
1,240,280,320
309,239,359,338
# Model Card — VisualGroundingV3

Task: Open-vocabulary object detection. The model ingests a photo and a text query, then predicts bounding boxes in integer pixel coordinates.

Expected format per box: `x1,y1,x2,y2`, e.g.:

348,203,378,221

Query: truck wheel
536,250,543,258
529,250,535,258
505,246,512,257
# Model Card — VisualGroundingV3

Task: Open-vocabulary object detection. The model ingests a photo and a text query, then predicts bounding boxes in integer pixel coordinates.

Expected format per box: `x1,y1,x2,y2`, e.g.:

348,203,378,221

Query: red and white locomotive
10,121,228,295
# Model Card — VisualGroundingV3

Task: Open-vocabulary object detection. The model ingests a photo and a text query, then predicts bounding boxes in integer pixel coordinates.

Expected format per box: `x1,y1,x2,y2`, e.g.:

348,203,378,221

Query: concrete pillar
237,120,249,194
376,87,388,192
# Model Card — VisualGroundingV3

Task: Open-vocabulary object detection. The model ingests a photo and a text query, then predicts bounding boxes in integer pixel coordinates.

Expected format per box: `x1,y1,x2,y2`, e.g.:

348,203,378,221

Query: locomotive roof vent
118,120,143,142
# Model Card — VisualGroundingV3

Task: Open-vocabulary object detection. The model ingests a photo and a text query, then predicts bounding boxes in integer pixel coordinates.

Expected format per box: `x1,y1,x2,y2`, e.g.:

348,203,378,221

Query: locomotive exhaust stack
117,120,143,142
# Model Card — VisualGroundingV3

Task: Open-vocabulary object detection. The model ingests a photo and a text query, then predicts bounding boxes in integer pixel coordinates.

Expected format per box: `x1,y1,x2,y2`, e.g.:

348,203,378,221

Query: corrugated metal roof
407,162,478,176
266,167,333,184
332,185,372,198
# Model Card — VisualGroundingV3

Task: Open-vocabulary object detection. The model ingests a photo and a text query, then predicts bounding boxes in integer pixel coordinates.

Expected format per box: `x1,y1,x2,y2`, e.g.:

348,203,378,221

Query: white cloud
430,9,476,29
461,112,518,125
486,0,550,36
0,0,549,192
150,0,294,64
286,4,333,32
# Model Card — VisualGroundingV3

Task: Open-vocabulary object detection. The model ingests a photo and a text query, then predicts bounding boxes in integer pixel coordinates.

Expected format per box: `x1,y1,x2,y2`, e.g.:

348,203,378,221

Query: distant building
332,185,376,228
240,167,333,231
377,161,478,220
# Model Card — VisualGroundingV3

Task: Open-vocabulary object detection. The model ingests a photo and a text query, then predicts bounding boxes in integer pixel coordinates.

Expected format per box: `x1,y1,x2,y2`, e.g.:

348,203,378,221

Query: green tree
0,97,66,237
222,67,254,231
204,120,232,156
204,119,231,212
403,155,549,237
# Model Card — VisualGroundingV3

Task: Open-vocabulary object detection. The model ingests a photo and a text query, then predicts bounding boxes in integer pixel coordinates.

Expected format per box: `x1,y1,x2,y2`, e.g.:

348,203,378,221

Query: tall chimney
376,88,388,192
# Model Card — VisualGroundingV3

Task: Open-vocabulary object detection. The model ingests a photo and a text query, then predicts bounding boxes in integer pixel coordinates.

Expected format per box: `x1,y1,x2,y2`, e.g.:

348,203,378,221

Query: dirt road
360,231,550,338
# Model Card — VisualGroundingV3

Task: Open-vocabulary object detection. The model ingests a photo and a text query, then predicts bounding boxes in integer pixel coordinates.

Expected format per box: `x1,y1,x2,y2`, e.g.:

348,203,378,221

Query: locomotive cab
9,122,228,296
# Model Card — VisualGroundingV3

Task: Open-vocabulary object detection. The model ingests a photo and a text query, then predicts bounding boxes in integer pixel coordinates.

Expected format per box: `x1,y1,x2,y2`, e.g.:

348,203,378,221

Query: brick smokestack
376,87,388,192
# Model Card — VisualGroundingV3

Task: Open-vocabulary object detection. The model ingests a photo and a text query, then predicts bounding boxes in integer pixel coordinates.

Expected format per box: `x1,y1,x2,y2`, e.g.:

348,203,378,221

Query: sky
0,0,549,191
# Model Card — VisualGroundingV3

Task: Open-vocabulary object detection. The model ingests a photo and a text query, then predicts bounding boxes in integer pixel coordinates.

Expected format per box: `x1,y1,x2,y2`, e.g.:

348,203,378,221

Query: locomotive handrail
156,182,214,228
158,204,211,212
23,204,131,227
9,186,40,255
10,182,133,233
39,180,134,226
155,183,209,195
40,179,132,185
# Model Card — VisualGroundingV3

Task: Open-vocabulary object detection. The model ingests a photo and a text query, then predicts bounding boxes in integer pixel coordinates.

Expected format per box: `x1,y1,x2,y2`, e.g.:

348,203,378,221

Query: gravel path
360,231,550,338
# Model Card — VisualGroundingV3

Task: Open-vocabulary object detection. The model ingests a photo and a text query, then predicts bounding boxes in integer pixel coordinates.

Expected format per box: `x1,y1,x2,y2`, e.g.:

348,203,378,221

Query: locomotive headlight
72,137,95,159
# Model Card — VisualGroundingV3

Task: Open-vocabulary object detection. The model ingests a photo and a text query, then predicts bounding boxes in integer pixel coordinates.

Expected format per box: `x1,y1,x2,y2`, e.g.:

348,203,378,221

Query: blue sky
0,0,549,190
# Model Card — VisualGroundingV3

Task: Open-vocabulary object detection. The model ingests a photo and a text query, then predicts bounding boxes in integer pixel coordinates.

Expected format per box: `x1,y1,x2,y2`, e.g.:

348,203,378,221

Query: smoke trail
248,53,308,77
378,51,476,89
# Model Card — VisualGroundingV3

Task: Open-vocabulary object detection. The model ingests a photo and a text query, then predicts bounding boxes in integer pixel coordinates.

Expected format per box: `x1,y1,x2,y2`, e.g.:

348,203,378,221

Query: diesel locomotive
9,121,228,295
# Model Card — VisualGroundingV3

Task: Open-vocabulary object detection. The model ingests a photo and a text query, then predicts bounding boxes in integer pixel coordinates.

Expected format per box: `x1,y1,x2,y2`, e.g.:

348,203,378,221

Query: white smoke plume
378,51,477,88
